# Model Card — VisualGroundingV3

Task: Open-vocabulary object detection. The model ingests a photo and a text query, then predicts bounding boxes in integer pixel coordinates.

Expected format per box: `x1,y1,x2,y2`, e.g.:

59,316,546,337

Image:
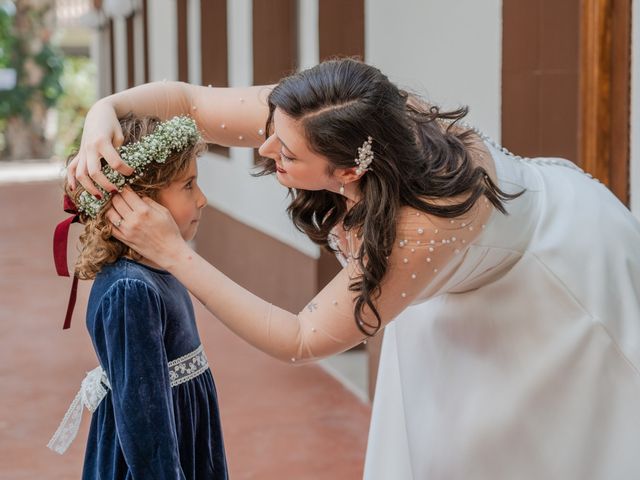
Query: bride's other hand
107,187,187,268
67,100,135,196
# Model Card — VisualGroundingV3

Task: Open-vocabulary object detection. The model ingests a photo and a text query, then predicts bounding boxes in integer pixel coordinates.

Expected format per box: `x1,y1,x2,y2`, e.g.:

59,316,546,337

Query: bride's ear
334,166,362,185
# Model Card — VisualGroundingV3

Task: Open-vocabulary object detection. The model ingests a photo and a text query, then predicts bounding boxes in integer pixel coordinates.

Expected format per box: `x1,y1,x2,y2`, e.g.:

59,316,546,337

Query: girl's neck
124,255,164,271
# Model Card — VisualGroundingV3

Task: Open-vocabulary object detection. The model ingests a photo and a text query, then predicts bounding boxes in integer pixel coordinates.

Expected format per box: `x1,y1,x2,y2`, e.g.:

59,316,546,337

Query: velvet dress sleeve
91,278,186,480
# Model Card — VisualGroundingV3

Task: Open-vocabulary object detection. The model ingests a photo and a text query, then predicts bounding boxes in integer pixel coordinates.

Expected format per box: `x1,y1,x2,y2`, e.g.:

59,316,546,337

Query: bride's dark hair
255,57,523,336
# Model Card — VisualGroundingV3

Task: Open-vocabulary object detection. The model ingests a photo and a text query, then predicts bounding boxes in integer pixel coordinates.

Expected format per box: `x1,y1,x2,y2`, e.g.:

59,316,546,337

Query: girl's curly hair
64,113,206,280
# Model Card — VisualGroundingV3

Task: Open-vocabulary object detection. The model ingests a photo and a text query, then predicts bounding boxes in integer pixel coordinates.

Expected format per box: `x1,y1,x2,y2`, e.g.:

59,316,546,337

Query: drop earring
339,183,345,195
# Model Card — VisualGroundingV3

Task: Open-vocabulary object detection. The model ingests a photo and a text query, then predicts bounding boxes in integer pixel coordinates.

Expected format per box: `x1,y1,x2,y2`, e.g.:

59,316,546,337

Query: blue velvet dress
81,258,228,479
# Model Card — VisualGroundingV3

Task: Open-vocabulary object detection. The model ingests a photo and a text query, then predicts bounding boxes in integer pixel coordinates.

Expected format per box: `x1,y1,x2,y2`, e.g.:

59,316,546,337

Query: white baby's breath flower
77,116,200,218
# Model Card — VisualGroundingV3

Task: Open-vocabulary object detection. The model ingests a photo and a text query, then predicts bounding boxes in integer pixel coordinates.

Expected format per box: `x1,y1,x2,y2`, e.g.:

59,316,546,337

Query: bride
68,58,640,479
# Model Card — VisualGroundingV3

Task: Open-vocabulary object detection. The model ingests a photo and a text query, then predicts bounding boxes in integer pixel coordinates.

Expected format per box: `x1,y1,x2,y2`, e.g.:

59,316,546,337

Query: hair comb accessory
76,115,201,218
355,136,374,175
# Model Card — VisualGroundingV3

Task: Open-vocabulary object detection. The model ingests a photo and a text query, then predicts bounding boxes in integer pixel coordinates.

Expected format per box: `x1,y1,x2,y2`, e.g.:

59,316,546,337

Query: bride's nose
258,134,279,159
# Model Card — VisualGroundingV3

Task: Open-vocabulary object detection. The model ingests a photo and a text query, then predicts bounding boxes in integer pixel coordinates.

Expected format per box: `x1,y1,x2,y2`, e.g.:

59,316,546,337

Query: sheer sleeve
184,198,494,365
91,279,185,480
282,199,495,362
106,81,273,147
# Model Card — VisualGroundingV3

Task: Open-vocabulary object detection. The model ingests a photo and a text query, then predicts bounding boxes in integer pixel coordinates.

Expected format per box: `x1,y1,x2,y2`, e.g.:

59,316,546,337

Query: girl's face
258,108,342,192
156,157,207,242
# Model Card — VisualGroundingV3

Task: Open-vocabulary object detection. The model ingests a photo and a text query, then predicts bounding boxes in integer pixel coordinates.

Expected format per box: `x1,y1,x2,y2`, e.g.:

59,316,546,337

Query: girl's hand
67,100,134,196
106,187,188,269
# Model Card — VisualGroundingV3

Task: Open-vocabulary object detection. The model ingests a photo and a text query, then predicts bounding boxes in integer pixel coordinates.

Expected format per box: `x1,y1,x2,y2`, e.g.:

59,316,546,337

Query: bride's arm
106,82,273,148
109,189,493,363
68,82,274,195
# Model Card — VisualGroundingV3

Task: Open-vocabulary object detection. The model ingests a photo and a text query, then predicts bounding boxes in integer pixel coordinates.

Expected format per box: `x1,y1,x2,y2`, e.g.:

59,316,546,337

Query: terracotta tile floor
0,180,370,479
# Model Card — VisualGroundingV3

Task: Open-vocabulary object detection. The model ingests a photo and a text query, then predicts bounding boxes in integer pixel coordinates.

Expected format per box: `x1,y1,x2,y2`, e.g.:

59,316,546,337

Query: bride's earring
339,183,345,195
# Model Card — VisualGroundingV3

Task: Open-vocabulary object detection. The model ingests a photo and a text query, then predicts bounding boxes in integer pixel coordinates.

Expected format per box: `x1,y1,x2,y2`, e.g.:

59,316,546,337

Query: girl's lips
276,166,287,174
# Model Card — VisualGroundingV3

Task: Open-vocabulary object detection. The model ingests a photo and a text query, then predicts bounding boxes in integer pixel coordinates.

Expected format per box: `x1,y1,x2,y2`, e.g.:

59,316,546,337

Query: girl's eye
185,180,193,190
280,150,295,162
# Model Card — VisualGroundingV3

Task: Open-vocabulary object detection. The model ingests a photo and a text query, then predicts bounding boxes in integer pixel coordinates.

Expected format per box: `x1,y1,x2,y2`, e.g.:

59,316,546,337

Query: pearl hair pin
355,136,374,175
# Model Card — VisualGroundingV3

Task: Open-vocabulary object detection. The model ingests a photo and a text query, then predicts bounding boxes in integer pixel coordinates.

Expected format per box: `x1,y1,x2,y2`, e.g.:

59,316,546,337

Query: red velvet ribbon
53,194,80,329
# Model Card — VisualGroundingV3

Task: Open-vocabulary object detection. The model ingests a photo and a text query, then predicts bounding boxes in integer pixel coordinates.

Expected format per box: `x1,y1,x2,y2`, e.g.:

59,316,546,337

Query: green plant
0,2,64,122
54,55,96,158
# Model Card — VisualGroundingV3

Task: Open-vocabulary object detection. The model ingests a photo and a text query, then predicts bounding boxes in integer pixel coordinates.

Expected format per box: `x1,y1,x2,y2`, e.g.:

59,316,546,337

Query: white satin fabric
364,144,640,479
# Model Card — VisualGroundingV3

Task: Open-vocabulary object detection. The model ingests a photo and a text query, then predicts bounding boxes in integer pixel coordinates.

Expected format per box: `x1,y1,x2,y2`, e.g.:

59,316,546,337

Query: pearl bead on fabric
462,120,600,182
329,182,495,313
327,121,591,314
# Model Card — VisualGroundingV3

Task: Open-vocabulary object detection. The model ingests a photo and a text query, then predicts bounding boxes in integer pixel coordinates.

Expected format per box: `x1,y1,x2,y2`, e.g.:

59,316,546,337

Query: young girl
48,114,228,479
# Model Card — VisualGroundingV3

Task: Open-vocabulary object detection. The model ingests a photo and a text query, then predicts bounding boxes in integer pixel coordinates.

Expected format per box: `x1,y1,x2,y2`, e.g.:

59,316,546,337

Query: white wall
366,0,503,141
188,0,202,85
147,0,178,81
631,0,640,218
134,9,146,86
90,26,111,98
196,0,320,258
298,0,319,71
113,17,127,91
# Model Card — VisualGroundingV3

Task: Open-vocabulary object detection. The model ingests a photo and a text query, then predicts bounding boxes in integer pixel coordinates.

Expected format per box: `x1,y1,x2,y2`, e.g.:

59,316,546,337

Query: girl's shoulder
86,259,181,330
89,258,176,305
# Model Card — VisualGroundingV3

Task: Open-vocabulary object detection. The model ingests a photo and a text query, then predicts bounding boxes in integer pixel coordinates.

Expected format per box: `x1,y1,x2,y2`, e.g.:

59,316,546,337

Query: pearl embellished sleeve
107,81,274,147
169,199,494,365
282,201,495,362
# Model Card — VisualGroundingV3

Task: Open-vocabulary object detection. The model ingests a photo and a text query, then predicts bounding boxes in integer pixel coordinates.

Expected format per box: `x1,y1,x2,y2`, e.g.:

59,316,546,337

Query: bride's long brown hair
255,58,524,336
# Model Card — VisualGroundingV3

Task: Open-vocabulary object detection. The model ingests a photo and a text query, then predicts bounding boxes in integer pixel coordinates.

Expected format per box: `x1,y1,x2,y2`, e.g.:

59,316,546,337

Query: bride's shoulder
396,196,494,243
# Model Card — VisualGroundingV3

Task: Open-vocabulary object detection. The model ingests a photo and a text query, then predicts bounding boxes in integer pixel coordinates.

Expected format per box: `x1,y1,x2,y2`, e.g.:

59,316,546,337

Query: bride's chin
275,172,291,187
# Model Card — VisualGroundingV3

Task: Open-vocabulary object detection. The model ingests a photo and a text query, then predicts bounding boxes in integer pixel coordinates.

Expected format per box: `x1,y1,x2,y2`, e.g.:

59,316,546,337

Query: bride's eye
280,149,295,162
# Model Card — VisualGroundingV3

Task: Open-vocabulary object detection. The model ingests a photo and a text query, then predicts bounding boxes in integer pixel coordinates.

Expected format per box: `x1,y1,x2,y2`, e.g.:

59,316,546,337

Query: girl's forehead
173,156,198,180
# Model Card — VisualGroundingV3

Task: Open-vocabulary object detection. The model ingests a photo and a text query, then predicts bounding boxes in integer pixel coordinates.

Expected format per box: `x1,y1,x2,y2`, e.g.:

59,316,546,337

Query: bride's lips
276,166,287,174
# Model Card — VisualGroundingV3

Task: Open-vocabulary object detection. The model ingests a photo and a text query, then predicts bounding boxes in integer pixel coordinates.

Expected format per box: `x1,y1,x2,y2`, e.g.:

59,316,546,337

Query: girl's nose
196,185,207,209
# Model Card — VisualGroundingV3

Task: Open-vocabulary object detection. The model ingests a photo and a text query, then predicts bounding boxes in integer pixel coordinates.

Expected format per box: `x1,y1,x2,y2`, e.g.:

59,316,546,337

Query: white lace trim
47,345,209,455
168,344,209,387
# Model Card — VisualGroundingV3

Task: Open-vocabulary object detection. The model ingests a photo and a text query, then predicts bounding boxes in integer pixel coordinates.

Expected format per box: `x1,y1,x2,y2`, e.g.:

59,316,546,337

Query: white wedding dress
363,142,640,479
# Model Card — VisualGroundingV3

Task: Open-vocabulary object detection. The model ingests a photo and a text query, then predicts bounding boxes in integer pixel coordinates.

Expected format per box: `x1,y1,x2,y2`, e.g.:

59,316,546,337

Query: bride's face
258,108,342,192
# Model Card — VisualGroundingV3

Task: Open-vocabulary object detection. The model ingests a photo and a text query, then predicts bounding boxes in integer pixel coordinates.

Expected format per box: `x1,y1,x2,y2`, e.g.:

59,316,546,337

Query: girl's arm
109,188,493,364
68,82,274,195
92,278,186,479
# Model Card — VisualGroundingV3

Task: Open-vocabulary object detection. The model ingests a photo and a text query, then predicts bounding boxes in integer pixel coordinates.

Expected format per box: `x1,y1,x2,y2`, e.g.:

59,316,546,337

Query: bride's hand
106,187,188,269
67,100,134,196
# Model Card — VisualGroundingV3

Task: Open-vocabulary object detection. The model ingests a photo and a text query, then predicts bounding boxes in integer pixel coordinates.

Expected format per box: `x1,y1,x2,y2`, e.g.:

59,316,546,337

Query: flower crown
355,136,374,175
76,115,201,218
